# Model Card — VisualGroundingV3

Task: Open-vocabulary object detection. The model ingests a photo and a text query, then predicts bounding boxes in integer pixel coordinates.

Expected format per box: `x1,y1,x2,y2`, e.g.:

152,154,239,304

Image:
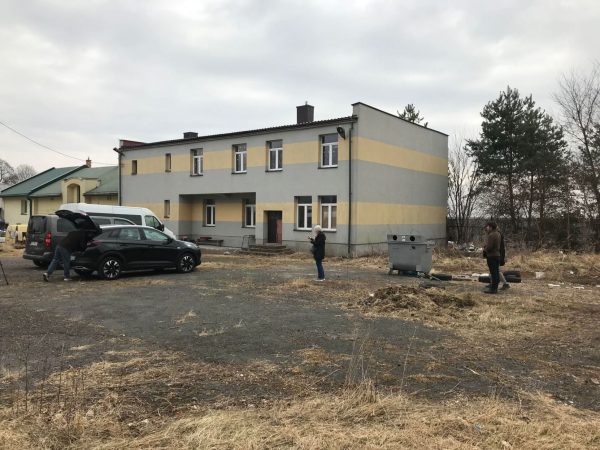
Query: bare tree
0,159,16,184
13,164,37,183
554,63,600,221
448,136,484,244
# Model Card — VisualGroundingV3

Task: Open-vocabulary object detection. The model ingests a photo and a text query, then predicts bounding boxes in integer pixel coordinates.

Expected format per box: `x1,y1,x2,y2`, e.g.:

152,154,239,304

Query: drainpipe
113,147,123,206
347,123,354,257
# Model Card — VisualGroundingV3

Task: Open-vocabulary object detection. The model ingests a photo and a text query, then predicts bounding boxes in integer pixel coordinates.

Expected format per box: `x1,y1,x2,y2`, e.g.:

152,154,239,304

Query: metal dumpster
387,234,434,274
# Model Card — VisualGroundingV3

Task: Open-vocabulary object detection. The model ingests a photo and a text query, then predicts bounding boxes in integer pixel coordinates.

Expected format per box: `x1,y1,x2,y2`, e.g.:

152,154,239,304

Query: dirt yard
0,247,599,449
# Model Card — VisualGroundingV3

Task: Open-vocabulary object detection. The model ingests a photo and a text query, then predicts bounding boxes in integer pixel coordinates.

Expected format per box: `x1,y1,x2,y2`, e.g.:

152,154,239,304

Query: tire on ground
502,270,521,277
430,273,452,281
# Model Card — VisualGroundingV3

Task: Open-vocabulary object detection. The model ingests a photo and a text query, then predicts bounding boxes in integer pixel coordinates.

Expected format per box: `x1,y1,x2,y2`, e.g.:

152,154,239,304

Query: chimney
183,132,198,139
86,157,92,168
296,102,314,124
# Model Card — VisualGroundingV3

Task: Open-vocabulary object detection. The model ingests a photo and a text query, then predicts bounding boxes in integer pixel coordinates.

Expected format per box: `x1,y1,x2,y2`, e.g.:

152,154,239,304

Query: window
56,218,76,232
296,196,312,230
164,200,170,218
131,160,138,175
205,199,215,226
165,153,172,172
191,148,203,175
144,215,161,228
119,228,142,241
92,217,111,225
267,139,283,171
244,200,256,228
20,199,28,215
321,134,338,168
142,228,169,242
114,218,134,225
233,144,247,173
320,195,337,231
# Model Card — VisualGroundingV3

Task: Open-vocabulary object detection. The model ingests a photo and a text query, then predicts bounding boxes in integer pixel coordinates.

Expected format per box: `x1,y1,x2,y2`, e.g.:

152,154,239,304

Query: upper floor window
131,160,138,175
205,199,216,226
165,153,172,172
244,200,256,228
191,148,203,175
296,196,312,230
164,200,170,218
320,195,337,231
320,134,338,168
267,139,283,171
233,144,247,173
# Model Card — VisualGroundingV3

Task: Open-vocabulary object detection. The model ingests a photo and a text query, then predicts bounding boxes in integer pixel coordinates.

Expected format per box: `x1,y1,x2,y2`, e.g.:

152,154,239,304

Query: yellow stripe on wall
355,202,446,225
354,137,447,176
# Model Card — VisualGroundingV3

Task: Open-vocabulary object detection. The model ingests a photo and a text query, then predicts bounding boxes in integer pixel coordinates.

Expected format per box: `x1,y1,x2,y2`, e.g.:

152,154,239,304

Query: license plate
70,256,76,261
30,241,38,246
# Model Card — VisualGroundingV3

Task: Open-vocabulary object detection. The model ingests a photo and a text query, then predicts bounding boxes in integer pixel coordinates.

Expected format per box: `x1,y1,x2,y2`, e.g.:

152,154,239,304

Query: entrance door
266,211,282,244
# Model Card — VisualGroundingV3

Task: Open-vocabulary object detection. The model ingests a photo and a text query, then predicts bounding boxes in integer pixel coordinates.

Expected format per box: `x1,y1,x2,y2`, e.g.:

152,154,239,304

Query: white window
267,139,283,171
321,134,338,168
205,199,215,226
244,201,256,227
320,195,337,231
191,148,203,175
296,196,312,230
233,144,247,173
164,200,170,218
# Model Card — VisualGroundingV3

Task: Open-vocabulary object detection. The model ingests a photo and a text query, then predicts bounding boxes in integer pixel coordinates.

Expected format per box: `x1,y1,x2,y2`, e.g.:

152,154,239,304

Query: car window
29,217,46,233
143,228,169,242
145,215,160,228
118,228,142,240
92,217,111,225
57,218,77,232
114,218,134,225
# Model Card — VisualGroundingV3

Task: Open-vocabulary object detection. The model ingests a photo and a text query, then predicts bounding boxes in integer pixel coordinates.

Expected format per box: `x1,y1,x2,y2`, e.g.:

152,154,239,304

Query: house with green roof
0,163,118,227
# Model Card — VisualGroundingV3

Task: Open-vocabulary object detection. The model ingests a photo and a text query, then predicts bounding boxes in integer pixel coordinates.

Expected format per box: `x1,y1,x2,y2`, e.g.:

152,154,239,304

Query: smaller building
0,163,118,227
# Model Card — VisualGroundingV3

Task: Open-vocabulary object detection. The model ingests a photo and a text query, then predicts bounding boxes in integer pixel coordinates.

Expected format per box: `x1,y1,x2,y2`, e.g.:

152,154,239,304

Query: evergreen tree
398,104,426,126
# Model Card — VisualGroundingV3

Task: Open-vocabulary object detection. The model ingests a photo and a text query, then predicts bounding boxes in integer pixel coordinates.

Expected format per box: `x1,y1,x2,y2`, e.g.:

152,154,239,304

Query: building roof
29,166,118,198
119,116,357,151
0,166,84,197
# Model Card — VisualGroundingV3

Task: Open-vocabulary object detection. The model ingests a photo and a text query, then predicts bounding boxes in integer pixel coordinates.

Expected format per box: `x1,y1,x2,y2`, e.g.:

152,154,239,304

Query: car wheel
503,270,521,278
33,260,46,268
176,253,196,273
99,256,122,280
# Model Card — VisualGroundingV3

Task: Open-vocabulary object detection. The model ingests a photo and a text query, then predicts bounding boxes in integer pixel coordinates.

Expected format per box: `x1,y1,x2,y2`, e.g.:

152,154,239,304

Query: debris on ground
356,285,476,313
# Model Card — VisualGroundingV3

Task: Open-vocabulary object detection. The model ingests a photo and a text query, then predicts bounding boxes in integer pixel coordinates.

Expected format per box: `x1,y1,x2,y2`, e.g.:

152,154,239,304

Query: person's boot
483,286,498,294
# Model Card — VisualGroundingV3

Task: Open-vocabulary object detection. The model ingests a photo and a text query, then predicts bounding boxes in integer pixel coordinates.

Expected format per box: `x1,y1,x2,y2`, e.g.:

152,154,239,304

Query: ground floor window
244,201,256,227
320,195,337,231
205,199,215,226
296,196,312,230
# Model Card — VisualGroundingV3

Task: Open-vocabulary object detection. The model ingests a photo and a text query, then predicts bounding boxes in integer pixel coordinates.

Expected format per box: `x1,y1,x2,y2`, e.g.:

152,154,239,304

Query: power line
0,120,115,166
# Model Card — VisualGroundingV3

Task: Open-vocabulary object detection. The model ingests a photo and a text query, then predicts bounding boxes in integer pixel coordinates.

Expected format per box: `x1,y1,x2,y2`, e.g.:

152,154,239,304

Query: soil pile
358,285,476,313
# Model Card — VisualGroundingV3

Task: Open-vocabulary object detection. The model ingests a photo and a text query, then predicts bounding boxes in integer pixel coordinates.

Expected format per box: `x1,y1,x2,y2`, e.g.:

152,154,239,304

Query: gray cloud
1,0,599,170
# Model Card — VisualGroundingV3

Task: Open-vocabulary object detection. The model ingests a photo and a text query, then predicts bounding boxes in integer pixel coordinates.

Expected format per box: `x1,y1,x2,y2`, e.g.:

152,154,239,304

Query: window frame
296,196,312,231
164,200,170,218
191,148,203,176
233,144,247,174
267,139,283,171
205,199,216,227
20,199,28,215
131,160,138,175
244,201,256,228
320,196,337,231
320,134,339,168
165,153,172,172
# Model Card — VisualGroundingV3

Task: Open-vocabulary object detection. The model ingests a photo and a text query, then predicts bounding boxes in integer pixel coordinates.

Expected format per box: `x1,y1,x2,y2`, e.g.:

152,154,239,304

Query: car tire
478,275,491,283
33,260,46,268
503,270,521,278
430,273,452,281
505,274,522,283
176,253,196,273
99,256,122,280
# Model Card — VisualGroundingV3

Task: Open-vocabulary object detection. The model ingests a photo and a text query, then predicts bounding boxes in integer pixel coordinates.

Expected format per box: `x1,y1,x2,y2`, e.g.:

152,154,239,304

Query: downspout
113,147,123,206
347,123,354,257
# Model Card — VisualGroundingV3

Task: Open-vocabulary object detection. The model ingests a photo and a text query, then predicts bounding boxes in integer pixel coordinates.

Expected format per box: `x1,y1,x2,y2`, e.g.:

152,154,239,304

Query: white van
59,203,176,238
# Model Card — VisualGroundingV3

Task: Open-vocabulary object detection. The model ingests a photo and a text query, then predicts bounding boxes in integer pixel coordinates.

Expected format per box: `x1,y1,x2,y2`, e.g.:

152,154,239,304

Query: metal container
387,234,434,274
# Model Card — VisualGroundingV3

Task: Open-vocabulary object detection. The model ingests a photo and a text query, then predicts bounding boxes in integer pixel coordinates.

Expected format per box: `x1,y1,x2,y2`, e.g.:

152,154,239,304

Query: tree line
446,63,600,251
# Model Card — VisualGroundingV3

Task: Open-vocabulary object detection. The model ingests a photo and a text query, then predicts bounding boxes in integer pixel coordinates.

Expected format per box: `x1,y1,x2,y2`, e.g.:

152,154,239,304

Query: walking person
309,225,326,281
482,222,501,294
43,229,87,282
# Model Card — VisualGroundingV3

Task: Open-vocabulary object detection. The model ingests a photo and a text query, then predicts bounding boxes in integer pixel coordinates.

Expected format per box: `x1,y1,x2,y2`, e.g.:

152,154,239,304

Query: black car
72,225,201,280
24,211,102,267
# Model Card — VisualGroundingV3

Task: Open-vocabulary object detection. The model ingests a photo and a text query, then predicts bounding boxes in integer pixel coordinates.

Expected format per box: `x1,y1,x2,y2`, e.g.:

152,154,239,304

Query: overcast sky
1,0,599,172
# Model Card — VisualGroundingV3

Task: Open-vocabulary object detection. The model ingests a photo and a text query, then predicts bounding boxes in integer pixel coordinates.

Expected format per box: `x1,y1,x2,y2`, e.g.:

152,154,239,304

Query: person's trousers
486,256,500,291
315,258,325,280
47,246,71,278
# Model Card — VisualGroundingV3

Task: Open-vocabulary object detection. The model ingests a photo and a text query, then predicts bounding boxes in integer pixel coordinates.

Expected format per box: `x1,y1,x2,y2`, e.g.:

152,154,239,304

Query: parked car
72,225,201,280
24,211,101,267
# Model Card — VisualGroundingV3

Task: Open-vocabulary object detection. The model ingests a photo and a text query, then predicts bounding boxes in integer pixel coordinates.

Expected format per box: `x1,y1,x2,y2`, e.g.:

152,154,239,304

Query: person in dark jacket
483,222,501,294
43,229,87,281
309,225,326,281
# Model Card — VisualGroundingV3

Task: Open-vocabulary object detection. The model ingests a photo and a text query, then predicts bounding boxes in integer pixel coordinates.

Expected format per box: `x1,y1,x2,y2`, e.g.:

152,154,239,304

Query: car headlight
183,241,198,249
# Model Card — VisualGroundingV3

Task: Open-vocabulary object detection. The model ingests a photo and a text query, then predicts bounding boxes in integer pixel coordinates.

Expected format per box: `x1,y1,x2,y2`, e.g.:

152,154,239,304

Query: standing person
43,229,87,282
309,225,326,281
482,222,501,294
498,229,510,290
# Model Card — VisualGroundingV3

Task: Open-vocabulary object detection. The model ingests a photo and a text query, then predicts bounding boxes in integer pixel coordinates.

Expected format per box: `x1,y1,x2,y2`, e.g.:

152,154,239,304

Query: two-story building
117,103,448,256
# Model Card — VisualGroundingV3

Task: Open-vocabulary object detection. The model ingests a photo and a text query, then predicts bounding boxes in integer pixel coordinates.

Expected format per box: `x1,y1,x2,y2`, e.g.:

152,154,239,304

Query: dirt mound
358,285,476,313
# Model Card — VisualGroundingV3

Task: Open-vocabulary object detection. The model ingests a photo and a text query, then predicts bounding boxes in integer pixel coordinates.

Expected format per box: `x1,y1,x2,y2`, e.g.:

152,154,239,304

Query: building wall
32,197,63,216
3,197,29,226
84,195,118,205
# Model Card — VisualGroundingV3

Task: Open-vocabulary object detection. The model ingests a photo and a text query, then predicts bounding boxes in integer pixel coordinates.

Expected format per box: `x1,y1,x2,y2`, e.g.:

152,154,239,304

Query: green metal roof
0,166,84,197
28,166,118,198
